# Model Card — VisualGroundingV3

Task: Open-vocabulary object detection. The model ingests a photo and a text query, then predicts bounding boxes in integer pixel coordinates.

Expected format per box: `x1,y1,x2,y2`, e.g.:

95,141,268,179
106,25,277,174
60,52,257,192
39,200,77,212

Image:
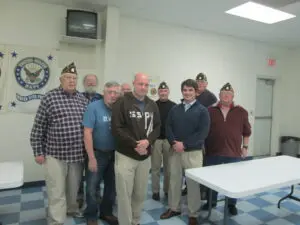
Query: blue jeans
77,154,101,200
205,156,242,206
84,150,116,220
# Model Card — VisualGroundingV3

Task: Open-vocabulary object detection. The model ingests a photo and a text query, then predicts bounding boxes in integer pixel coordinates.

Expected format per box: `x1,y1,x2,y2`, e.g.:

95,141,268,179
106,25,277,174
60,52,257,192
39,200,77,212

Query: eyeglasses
63,75,77,81
105,90,121,95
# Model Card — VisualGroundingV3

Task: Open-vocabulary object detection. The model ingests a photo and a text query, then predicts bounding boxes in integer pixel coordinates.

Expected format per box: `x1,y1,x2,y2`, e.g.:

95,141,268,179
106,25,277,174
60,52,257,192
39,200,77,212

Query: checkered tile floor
1,175,300,225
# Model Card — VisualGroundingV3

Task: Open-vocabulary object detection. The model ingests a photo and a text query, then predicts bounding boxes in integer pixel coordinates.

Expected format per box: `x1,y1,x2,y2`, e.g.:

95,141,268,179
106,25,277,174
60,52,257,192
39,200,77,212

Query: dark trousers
84,150,116,220
205,156,242,206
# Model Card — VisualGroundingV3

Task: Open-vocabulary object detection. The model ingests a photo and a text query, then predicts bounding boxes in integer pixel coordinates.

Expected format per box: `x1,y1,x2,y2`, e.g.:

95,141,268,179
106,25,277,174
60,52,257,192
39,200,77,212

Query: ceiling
35,0,300,48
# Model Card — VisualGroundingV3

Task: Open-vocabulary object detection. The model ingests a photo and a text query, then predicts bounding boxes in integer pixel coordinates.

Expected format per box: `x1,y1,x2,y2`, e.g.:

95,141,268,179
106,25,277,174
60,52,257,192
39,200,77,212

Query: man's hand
35,155,45,165
135,140,149,155
88,157,97,172
135,146,148,155
172,141,184,153
241,147,248,158
136,140,149,149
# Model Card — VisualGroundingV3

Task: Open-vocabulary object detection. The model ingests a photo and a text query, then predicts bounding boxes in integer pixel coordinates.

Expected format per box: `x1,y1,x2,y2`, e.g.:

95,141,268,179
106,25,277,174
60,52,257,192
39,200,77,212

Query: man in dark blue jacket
160,79,210,225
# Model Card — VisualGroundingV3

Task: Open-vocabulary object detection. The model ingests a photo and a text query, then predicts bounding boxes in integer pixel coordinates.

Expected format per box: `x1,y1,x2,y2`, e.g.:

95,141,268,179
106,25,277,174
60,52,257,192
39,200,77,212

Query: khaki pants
115,152,150,225
44,156,83,225
151,139,170,194
168,150,203,217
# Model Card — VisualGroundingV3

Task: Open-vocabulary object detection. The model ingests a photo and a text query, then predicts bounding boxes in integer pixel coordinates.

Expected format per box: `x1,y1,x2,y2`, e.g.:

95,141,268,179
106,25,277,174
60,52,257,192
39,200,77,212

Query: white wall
0,0,295,182
279,50,300,136
0,0,104,182
115,16,289,157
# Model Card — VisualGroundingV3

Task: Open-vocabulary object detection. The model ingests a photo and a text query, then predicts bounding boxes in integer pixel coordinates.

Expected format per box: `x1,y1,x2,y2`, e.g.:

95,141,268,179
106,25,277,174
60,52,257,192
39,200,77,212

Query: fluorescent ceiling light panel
225,1,296,24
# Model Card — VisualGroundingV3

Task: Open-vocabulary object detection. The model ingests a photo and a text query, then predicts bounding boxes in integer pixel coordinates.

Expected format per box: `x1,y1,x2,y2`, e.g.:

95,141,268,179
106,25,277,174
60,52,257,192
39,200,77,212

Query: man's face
158,88,169,101
84,75,97,93
60,73,77,92
133,75,149,98
121,84,132,94
219,91,234,105
182,85,196,102
197,80,207,92
103,86,121,106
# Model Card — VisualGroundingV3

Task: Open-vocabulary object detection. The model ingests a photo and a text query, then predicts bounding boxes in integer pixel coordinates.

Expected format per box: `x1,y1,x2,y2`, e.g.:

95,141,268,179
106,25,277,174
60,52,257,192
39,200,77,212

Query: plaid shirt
30,87,88,162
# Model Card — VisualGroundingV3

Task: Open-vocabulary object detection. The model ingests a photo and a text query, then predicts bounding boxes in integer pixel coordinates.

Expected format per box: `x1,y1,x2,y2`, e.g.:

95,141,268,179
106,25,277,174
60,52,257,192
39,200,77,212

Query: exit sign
268,58,276,66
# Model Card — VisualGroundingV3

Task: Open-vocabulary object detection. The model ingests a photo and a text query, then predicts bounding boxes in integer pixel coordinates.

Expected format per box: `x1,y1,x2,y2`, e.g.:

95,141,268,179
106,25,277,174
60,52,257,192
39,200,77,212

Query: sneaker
67,211,84,218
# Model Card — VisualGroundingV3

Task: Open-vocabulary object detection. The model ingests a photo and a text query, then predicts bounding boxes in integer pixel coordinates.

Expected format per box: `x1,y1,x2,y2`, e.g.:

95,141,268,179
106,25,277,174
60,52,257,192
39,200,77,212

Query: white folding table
0,161,24,225
185,155,300,225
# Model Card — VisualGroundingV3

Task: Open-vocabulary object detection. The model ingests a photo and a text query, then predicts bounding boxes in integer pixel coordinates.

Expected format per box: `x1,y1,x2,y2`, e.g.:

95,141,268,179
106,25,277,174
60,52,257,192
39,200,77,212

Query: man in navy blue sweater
160,79,210,225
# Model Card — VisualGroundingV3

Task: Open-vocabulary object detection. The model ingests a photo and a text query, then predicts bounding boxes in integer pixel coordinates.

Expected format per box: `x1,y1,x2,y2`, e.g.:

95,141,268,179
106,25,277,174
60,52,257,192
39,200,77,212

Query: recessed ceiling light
225,1,296,24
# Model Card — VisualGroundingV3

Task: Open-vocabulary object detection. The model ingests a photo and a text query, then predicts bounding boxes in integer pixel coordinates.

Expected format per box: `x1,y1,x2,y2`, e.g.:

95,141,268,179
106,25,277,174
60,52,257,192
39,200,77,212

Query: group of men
30,62,251,225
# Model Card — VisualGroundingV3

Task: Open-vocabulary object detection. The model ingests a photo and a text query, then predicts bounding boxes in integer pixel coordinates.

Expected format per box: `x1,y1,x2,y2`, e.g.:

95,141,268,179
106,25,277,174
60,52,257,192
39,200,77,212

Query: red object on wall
268,58,276,66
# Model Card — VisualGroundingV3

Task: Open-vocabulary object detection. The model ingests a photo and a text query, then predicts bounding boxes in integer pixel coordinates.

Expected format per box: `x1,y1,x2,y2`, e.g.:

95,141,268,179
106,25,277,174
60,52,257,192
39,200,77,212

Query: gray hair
104,81,120,89
83,74,98,84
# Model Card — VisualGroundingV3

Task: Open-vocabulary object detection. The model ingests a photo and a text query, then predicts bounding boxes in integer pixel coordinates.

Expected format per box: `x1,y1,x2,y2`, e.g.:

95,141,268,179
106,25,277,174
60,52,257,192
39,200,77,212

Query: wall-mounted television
66,10,98,39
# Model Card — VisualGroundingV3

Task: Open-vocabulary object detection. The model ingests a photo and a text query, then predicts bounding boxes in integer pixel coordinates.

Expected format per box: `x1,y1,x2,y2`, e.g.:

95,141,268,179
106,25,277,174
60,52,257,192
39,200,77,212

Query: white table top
0,161,24,190
185,155,300,198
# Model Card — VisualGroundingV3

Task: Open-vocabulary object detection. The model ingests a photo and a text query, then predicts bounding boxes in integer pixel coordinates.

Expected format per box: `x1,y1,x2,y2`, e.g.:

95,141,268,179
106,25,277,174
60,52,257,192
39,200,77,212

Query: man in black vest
151,82,176,201
195,73,217,107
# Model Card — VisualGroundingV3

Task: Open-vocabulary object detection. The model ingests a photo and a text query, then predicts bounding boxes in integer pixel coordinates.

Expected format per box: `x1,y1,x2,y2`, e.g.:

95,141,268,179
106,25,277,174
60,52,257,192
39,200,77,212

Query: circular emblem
15,57,50,91
150,87,157,96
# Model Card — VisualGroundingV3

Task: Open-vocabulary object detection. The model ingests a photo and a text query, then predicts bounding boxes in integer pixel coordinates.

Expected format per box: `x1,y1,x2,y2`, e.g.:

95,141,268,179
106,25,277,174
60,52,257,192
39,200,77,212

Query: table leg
198,189,215,224
278,185,300,208
223,196,229,225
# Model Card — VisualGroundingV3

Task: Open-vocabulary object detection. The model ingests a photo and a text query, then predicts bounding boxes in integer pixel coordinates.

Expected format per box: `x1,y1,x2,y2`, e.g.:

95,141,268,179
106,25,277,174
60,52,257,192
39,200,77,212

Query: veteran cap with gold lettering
158,81,169,89
61,62,77,75
220,82,234,92
195,73,207,82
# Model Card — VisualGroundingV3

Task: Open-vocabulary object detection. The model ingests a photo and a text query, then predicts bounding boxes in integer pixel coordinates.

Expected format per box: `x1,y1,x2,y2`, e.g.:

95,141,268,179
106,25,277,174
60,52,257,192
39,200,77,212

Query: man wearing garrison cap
195,73,217,107
151,82,176,201
193,72,218,200
30,62,88,225
202,82,251,216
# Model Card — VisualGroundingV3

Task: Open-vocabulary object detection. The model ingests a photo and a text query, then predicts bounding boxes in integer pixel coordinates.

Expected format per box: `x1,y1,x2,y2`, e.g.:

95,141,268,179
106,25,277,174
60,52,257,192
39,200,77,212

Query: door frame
253,77,276,157
252,74,281,156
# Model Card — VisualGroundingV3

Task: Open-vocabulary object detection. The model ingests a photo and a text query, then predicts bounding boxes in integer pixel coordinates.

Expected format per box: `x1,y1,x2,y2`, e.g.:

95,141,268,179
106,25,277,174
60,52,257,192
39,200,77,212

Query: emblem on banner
15,57,50,91
14,57,50,102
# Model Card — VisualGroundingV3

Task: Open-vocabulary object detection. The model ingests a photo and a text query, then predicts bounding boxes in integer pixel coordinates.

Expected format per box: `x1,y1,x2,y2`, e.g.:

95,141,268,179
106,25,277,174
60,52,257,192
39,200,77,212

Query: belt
93,148,114,152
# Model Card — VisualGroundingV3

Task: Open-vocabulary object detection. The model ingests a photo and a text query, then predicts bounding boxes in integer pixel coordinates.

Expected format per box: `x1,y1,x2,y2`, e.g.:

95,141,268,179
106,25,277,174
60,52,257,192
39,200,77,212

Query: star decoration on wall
0,52,4,58
11,51,18,58
11,101,16,107
47,55,53,61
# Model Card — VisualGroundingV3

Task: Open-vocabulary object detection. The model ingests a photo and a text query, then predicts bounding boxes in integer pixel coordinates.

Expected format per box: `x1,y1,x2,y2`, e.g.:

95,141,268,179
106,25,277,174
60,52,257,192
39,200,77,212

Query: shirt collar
183,99,196,106
217,101,235,109
59,86,79,97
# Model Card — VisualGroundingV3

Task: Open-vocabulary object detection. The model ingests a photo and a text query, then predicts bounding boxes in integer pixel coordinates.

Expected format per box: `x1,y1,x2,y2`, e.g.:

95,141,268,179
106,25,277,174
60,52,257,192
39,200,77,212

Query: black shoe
152,193,160,201
201,203,217,211
181,187,187,196
99,215,118,225
228,205,238,216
